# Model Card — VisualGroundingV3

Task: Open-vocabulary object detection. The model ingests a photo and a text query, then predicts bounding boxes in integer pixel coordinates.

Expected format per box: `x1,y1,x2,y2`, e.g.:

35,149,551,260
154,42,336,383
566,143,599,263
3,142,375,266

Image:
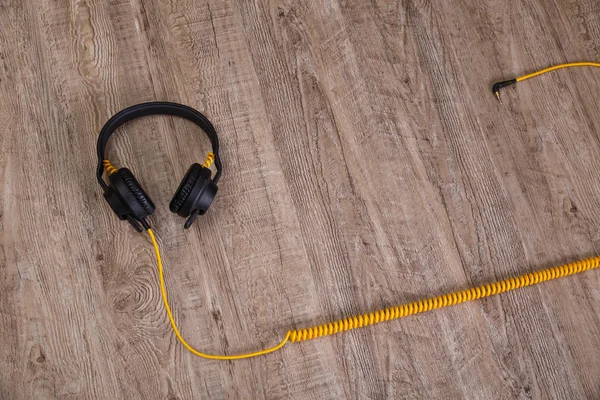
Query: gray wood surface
1,0,599,398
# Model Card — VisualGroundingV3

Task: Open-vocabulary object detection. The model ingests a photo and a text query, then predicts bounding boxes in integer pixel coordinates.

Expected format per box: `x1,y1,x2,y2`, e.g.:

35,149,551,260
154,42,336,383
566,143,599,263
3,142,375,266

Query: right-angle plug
492,79,517,104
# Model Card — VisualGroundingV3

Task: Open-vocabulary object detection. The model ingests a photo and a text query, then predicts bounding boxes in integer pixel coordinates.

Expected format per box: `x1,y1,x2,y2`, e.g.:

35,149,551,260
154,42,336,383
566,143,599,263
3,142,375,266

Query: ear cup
170,163,218,228
170,163,202,214
104,168,155,226
117,168,155,216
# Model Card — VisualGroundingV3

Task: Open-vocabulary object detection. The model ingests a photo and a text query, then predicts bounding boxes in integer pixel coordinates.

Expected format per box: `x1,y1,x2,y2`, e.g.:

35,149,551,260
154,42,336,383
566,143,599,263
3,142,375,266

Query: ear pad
170,163,202,214
117,169,155,216
170,163,218,225
103,168,155,226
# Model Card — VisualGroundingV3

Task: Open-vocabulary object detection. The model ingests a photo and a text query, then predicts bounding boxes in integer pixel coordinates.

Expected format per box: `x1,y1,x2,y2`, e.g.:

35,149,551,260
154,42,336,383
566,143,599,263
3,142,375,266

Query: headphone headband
96,102,222,190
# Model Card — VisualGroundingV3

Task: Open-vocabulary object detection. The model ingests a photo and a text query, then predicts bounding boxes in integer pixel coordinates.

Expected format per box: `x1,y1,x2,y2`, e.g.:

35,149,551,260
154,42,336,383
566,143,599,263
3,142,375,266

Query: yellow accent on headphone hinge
103,159,118,175
202,152,215,169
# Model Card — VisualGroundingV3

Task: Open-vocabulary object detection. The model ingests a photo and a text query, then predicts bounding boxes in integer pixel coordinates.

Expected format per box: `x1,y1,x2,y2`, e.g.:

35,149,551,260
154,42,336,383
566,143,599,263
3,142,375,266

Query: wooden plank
0,0,598,398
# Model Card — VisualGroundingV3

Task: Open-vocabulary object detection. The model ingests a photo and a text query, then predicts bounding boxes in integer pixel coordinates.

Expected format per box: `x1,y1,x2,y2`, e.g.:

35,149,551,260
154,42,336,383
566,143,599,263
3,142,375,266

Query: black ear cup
118,169,155,216
103,168,155,231
170,163,218,228
170,163,202,214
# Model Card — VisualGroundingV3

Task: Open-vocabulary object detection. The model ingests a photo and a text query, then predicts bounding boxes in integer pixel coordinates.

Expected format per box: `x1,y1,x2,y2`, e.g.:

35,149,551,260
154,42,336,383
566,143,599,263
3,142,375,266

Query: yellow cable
516,62,600,82
493,61,600,103
142,61,600,359
287,255,600,342
148,228,600,358
148,228,290,360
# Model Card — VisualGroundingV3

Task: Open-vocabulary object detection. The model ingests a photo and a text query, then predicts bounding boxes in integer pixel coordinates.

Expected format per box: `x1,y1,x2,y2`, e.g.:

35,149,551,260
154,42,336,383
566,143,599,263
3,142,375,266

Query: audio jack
492,62,600,103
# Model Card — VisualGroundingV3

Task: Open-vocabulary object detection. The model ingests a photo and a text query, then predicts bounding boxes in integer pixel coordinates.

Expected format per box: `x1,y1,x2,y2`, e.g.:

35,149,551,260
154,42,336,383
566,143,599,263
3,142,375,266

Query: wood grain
1,0,599,398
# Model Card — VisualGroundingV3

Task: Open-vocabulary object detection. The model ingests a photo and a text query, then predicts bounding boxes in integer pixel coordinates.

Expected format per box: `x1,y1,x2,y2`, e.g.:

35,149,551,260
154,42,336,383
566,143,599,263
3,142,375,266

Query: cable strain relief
492,79,517,95
141,218,151,230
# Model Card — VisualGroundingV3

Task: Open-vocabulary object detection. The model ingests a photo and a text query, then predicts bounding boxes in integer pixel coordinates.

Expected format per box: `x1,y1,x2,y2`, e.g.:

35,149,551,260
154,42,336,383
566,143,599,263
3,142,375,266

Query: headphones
96,102,222,231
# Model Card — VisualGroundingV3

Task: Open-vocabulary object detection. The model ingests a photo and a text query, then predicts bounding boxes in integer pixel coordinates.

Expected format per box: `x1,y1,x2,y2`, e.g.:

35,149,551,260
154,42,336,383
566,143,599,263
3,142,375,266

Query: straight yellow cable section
516,62,600,82
492,61,600,102
148,229,289,360
148,228,600,359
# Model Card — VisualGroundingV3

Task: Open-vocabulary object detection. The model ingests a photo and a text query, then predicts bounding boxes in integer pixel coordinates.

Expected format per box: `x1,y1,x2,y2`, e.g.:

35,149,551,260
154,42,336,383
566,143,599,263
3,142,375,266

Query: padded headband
96,101,222,190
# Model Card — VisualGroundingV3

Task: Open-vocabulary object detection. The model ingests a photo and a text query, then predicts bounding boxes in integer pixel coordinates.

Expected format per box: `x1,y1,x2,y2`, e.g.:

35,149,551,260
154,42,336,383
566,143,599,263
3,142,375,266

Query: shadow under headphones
96,102,223,231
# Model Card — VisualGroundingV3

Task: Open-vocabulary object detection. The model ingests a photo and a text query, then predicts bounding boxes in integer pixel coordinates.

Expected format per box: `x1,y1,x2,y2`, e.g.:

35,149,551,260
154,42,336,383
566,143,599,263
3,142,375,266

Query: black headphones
96,102,222,231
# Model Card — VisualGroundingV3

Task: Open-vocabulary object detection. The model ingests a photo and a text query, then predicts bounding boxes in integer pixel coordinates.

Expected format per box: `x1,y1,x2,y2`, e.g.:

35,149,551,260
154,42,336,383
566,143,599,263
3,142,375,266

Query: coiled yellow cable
201,152,215,169
103,159,118,175
288,256,600,342
148,228,599,358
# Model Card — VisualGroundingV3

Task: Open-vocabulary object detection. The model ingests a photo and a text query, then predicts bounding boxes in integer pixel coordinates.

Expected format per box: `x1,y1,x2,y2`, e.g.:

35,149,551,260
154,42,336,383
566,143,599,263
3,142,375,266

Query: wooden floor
1,0,600,398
